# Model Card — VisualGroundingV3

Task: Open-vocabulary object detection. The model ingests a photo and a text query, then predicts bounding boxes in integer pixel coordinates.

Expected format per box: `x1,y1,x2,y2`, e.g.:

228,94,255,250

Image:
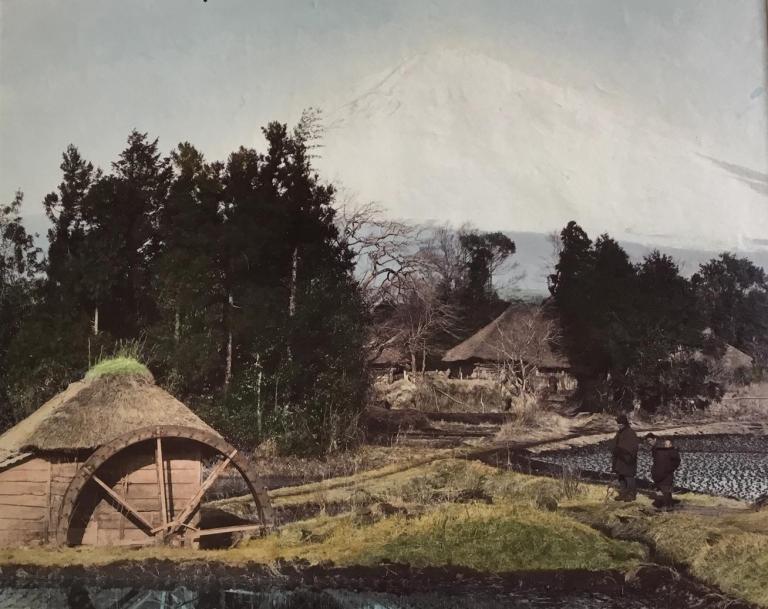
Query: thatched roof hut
443,304,571,371
717,343,754,371
687,341,754,377
680,329,755,378
0,362,271,548
0,368,217,469
370,335,409,369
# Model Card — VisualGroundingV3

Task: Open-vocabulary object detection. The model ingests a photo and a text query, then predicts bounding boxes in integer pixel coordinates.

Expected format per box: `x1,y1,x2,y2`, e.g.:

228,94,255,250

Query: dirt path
256,416,766,511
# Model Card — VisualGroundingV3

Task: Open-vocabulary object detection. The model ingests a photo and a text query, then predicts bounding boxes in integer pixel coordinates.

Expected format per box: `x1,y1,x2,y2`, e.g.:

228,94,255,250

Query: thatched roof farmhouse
443,304,571,371
442,304,574,395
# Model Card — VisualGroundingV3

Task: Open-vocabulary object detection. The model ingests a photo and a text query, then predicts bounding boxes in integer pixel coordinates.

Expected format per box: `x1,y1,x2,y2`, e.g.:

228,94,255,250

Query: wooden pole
191,523,264,539
154,449,237,535
155,438,168,528
92,475,154,532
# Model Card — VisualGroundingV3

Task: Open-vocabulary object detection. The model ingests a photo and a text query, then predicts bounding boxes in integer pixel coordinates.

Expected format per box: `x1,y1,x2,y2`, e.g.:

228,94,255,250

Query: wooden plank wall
0,458,51,546
74,444,202,547
0,443,204,547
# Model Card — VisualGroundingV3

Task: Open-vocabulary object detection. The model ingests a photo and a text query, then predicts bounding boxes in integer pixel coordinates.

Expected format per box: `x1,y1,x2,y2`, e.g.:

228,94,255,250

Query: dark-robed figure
646,434,681,509
611,414,639,501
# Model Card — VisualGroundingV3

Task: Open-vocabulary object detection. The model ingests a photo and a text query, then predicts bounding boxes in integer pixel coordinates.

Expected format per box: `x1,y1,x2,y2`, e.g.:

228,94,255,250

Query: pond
0,585,664,609
535,434,768,502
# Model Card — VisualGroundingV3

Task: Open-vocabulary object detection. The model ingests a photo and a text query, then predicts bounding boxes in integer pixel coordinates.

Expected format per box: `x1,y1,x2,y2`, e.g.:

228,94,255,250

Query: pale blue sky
1,0,766,245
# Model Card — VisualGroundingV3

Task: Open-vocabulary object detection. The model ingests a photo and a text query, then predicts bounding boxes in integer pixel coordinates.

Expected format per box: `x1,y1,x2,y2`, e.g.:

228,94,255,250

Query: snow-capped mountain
317,48,768,254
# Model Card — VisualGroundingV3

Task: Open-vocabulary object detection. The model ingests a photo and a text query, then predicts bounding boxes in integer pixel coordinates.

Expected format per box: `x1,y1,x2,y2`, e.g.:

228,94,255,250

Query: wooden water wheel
55,425,274,547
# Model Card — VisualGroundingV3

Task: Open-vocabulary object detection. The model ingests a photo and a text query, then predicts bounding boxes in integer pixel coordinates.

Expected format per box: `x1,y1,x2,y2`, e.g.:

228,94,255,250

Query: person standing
611,414,639,501
646,434,681,509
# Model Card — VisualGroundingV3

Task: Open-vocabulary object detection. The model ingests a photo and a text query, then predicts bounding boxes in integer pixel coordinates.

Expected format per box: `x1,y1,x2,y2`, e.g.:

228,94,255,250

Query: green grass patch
236,502,646,572
564,497,768,607
85,357,152,381
2,453,765,607
352,503,646,571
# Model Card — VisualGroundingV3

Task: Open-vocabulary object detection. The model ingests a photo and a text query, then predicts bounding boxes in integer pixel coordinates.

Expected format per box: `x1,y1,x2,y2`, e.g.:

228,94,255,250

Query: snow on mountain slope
317,48,768,253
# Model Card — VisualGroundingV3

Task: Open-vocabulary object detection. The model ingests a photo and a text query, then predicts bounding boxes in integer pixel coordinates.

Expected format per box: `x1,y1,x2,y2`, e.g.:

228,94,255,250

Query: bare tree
336,199,422,307
492,307,562,399
417,223,466,295
384,274,461,374
335,198,431,366
546,230,563,275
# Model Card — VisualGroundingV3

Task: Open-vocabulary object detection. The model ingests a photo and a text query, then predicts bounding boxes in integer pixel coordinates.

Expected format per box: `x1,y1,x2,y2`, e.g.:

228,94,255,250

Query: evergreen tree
458,230,516,303
693,253,768,366
550,222,715,412
631,252,708,411
151,143,227,395
5,147,100,420
0,192,42,425
218,119,366,451
548,221,597,393
3,120,368,453
590,234,638,406
43,145,95,310
78,130,172,337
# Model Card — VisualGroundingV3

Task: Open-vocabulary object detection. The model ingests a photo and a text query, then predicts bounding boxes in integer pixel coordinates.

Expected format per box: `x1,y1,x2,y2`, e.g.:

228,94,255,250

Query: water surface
0,585,659,609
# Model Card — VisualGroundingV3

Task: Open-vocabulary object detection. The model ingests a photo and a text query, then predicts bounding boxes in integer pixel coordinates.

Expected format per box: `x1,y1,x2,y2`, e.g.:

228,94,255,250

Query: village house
442,303,575,396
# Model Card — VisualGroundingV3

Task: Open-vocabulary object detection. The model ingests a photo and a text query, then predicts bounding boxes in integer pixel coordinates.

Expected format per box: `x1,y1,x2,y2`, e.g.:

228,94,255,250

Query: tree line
1,115,373,452
549,221,768,412
2,121,766,450
0,116,518,453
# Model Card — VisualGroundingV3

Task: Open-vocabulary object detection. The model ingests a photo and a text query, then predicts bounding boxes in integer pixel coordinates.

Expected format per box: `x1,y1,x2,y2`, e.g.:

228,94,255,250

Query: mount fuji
316,48,768,292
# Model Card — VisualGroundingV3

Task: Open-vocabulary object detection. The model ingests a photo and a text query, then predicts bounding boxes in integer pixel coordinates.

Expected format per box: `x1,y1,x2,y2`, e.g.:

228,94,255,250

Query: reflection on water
0,585,655,609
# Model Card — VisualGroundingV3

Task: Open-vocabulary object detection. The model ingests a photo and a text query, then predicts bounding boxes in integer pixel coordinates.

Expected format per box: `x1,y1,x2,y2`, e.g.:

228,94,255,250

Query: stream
0,585,669,609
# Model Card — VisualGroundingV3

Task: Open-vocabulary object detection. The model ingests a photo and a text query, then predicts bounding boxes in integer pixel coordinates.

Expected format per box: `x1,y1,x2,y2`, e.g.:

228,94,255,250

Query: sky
1,0,767,254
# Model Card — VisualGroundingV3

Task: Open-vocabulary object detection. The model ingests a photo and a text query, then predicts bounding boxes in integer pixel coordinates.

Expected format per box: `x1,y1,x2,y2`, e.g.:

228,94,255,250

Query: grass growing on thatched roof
85,356,152,381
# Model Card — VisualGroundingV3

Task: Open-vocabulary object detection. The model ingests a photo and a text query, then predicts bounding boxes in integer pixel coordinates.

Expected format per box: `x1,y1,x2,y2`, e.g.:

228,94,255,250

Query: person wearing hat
645,433,681,509
611,413,639,501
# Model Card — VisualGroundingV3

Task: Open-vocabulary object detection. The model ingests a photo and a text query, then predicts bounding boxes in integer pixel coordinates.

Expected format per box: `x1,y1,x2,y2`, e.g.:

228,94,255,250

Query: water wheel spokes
155,438,169,531
90,474,155,533
150,447,238,537
56,425,274,547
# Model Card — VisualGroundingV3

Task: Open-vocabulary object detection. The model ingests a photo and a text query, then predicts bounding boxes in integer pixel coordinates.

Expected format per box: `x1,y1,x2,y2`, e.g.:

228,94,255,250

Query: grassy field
566,495,768,606
1,458,765,606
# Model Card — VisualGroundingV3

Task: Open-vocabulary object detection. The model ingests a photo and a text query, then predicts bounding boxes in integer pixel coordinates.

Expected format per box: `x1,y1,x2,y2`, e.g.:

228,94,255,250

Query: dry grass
236,502,645,572
377,376,506,412
0,463,644,573
216,456,611,523
1,452,765,607
252,443,453,485
710,381,768,419
495,403,573,444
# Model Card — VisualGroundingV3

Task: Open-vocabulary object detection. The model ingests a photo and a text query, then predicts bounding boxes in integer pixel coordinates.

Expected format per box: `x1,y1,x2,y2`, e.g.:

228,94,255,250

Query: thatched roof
0,371,219,468
443,304,571,370
686,328,755,372
691,342,754,371
720,344,754,370
370,333,409,367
